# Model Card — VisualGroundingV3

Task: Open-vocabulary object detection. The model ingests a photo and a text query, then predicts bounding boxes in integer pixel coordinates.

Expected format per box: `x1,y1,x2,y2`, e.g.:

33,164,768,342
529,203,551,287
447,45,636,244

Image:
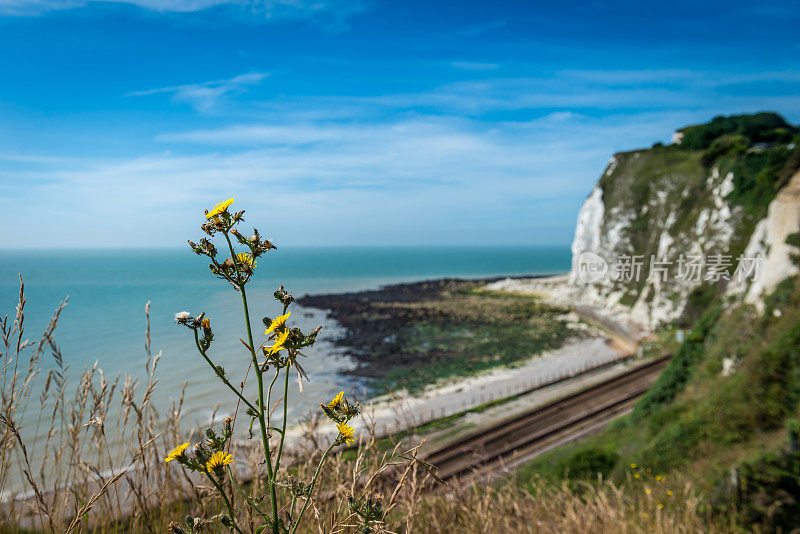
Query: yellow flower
265,312,290,335
630,463,637,469
267,329,290,355
645,488,651,495
655,475,663,482
658,503,664,510
327,391,345,410
236,252,256,268
202,318,211,329
666,490,674,496
337,422,357,446
206,450,234,471
634,473,640,479
206,198,234,219
164,442,190,463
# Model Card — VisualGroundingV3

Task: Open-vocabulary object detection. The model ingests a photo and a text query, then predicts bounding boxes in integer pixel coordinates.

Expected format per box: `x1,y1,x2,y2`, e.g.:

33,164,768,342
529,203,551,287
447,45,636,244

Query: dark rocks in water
297,274,565,386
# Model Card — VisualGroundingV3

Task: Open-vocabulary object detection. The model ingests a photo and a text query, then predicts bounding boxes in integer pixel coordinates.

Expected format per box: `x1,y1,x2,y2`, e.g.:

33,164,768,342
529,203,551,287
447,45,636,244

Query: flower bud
167,521,186,534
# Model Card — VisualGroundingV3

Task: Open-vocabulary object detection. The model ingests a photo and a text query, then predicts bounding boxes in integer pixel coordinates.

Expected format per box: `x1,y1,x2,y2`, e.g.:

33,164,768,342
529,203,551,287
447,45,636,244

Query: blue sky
1,0,799,248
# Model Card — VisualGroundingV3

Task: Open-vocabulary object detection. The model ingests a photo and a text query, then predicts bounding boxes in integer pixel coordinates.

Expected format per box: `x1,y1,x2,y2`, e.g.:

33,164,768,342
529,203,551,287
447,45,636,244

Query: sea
0,246,570,435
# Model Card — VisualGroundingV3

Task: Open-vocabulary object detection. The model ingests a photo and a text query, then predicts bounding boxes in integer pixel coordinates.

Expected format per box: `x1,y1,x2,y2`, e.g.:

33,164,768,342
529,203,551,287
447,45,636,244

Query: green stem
224,231,280,533
193,331,258,413
206,470,244,534
274,367,290,473
289,441,336,534
265,368,280,432
289,494,297,525
227,468,269,519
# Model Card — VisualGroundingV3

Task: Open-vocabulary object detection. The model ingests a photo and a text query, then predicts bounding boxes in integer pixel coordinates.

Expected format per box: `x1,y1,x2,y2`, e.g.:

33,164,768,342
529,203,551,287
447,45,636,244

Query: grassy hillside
594,112,800,311
519,113,800,532
521,274,800,528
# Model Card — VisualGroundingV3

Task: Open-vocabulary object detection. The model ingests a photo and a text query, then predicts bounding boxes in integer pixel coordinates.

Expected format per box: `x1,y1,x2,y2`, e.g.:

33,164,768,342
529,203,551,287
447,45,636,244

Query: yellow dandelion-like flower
327,391,345,409
202,318,211,329
206,450,234,471
206,198,234,219
267,329,290,355
666,490,674,496
645,488,651,495
630,463,637,469
337,422,357,446
265,312,291,335
658,503,664,510
164,442,190,463
236,252,256,268
634,473,640,479
655,474,663,482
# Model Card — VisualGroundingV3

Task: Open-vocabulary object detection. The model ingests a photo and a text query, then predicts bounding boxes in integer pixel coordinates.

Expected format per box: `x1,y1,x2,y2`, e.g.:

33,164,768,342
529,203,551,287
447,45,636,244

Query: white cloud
451,61,500,71
0,0,224,14
284,69,800,116
105,0,253,11
4,67,800,248
0,0,368,26
2,113,633,248
457,18,507,37
129,67,800,119
127,72,269,112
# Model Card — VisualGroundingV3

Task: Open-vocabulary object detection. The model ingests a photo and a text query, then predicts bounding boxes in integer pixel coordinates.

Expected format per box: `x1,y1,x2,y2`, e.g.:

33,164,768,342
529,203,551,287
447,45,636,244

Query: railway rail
424,356,670,481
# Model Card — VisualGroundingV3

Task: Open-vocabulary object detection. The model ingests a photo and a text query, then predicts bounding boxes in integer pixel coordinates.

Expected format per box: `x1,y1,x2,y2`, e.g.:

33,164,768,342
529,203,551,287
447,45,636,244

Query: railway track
424,356,670,482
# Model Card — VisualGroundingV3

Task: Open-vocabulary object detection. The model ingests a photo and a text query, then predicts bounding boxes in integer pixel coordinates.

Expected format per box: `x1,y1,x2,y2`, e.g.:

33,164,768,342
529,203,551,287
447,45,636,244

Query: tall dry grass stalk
0,276,734,533
1,192,738,534
259,419,732,534
0,277,190,532
0,274,429,533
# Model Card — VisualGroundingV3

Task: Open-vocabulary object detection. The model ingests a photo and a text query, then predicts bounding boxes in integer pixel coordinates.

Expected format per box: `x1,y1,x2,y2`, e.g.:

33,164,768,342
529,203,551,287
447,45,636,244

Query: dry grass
1,278,190,532
285,428,732,534
400,477,730,534
1,279,734,533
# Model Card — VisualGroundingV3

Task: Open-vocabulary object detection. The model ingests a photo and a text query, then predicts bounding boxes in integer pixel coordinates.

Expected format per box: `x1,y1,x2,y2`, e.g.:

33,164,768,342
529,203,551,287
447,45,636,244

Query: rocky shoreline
297,275,577,393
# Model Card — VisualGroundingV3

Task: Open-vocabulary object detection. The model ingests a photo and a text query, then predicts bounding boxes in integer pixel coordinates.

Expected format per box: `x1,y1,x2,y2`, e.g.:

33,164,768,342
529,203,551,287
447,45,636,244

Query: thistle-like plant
168,198,360,533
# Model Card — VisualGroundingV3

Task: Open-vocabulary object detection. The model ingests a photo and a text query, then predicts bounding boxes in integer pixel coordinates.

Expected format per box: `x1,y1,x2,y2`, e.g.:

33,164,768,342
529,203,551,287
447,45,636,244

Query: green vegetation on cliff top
520,113,800,531
596,112,800,307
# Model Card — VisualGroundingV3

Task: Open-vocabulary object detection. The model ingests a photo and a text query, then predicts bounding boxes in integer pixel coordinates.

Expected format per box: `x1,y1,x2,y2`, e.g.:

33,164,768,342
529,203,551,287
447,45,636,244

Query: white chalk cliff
728,170,800,310
568,156,800,330
490,115,800,333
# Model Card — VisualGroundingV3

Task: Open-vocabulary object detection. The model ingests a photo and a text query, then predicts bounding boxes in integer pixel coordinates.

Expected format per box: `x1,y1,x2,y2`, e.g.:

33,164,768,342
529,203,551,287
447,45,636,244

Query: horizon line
0,243,573,252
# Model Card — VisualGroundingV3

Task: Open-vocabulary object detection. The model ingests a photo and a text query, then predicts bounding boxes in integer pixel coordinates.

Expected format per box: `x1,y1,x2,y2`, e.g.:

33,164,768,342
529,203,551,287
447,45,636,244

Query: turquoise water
0,246,569,427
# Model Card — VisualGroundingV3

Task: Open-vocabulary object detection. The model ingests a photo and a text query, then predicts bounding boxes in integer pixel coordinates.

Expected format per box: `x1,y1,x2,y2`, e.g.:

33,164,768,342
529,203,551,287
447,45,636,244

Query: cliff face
520,115,800,526
728,170,800,310
568,113,800,330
